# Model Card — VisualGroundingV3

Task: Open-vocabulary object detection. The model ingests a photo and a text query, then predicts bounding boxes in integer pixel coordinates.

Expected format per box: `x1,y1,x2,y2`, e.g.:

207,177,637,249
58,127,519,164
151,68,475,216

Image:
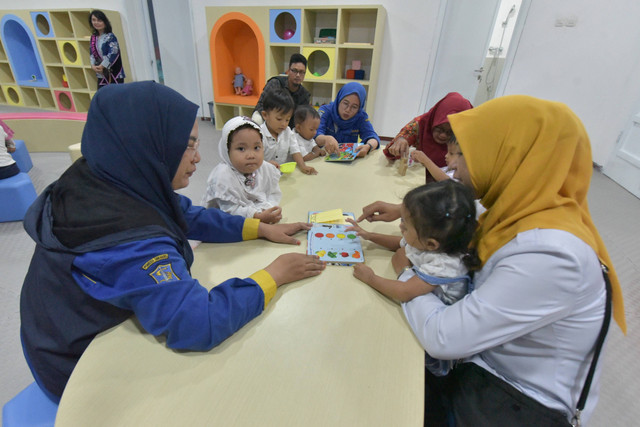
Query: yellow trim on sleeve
242,218,260,240
249,270,277,308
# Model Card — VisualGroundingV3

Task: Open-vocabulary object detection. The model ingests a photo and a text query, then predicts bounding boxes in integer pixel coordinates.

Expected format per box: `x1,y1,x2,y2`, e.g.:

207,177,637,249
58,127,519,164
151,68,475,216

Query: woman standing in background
89,10,125,89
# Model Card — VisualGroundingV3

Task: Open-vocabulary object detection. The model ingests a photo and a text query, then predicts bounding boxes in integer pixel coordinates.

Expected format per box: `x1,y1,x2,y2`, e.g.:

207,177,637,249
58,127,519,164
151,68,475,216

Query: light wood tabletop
55,149,427,426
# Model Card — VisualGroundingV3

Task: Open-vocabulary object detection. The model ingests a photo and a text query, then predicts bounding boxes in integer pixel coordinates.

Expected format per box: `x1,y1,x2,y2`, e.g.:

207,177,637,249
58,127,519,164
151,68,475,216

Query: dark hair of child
227,123,263,150
289,53,308,68
262,89,295,115
403,180,480,270
89,10,113,34
293,105,320,126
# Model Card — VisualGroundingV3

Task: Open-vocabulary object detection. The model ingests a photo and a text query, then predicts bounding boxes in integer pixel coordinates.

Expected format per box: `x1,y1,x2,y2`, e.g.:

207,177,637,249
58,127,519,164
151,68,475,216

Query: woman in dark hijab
20,81,324,402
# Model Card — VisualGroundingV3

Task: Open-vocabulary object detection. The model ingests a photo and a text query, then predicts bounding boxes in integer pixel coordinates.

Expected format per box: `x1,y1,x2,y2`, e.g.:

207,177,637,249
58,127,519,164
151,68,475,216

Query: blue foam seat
0,172,37,222
2,382,58,427
10,139,33,172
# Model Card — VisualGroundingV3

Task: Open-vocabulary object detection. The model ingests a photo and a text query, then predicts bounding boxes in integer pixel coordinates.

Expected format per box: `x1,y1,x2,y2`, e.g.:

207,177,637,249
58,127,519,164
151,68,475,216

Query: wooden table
55,150,426,426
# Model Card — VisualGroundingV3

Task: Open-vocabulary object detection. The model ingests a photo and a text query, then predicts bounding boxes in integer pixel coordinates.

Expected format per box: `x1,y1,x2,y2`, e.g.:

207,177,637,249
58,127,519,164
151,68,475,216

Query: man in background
252,53,310,128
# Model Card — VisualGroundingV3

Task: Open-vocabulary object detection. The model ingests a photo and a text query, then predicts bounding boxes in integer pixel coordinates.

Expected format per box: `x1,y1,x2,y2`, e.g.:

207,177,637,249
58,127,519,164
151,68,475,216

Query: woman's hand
354,141,372,158
258,221,312,245
345,218,372,241
391,247,411,275
265,253,326,286
321,136,340,155
356,201,402,223
6,140,16,153
254,206,282,224
355,139,378,158
354,145,369,158
388,137,409,158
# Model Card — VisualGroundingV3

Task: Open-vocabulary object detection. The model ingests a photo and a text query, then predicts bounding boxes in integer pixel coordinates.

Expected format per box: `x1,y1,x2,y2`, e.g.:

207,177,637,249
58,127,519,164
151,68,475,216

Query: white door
603,109,640,198
422,0,500,110
422,0,530,110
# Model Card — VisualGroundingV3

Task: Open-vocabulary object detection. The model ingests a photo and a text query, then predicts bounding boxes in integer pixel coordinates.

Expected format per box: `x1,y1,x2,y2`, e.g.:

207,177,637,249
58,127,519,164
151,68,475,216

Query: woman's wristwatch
365,142,374,154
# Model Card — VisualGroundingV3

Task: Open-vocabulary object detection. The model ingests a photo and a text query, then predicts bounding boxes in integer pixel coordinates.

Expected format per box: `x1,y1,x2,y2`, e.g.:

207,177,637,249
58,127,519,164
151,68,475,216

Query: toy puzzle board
325,143,357,162
307,211,364,265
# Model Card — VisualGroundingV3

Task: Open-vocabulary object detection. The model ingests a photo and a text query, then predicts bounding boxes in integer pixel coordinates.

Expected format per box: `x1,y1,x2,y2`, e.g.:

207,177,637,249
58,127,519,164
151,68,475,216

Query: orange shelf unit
210,12,264,105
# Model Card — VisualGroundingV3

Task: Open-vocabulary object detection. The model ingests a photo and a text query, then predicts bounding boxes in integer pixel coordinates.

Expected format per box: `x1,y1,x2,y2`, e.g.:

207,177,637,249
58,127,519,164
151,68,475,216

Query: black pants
0,162,20,179
424,363,570,427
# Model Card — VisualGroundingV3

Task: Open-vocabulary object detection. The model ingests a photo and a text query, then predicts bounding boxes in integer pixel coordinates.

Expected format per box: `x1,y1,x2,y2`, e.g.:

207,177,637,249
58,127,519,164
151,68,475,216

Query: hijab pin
244,172,256,188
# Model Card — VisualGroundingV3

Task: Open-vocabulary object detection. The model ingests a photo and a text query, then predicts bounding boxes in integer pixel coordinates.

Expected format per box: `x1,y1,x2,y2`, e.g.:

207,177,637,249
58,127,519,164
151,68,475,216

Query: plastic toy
283,29,294,40
233,67,245,95
241,78,253,96
279,162,296,173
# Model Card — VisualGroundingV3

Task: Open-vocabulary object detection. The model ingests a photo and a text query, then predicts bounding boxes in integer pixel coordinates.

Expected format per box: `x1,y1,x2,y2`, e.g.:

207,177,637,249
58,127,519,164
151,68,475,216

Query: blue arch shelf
1,14,49,88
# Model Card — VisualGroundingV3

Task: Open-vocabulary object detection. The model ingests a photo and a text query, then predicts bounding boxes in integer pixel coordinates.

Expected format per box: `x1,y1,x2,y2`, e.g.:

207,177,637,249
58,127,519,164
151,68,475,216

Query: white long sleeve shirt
260,124,300,164
403,228,607,424
200,162,281,219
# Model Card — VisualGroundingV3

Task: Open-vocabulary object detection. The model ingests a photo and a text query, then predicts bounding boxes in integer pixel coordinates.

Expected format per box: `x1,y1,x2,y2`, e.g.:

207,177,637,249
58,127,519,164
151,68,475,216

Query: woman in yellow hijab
402,95,625,426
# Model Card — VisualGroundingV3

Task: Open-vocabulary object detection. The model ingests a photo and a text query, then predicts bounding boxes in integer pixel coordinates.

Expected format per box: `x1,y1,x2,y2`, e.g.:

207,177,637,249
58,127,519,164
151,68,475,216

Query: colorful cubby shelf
0,9,131,112
207,5,386,129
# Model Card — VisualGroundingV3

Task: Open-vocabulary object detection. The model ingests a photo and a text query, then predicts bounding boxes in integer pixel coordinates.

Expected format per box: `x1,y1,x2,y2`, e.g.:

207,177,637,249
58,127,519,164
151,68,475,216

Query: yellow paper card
310,209,344,223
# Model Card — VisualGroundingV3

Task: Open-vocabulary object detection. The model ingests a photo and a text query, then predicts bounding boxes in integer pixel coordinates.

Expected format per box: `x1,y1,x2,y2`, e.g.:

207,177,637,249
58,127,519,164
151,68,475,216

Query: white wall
501,0,640,163
152,0,201,106
189,0,441,139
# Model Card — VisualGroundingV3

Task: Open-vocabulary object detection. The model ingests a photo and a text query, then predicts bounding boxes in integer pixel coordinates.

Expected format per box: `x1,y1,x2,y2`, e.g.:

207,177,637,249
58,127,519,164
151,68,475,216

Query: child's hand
265,253,325,286
300,165,318,175
255,206,283,224
353,263,375,284
258,221,312,245
410,150,429,165
344,218,371,240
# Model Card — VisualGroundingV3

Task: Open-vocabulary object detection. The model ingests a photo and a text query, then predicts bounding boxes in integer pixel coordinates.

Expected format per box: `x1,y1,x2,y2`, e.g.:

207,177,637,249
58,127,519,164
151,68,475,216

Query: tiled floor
0,114,638,425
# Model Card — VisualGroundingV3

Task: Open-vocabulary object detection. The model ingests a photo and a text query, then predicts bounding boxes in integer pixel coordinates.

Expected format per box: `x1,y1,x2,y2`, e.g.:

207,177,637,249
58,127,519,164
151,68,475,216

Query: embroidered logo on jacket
142,254,169,270
149,264,180,284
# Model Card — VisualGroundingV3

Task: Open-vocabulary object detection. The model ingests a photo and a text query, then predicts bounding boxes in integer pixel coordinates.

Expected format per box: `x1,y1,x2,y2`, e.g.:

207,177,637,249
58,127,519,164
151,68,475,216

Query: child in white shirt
201,116,283,224
293,105,326,161
260,89,317,175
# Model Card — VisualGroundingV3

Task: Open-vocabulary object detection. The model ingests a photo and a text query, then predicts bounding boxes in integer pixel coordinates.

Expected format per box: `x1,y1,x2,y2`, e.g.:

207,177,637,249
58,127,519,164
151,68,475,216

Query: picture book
325,143,357,162
307,210,364,265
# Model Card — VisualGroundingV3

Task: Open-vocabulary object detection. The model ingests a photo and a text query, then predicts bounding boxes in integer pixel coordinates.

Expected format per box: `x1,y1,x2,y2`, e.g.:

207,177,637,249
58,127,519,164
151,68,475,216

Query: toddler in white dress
201,116,283,224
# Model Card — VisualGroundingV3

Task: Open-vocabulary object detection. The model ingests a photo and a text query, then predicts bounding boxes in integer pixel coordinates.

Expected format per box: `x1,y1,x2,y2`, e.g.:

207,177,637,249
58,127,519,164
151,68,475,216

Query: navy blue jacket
20,160,266,399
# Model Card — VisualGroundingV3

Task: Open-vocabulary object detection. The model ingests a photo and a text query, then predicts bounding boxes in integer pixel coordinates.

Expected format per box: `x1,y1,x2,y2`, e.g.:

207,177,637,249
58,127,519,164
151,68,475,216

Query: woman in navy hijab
315,82,381,158
19,81,325,401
